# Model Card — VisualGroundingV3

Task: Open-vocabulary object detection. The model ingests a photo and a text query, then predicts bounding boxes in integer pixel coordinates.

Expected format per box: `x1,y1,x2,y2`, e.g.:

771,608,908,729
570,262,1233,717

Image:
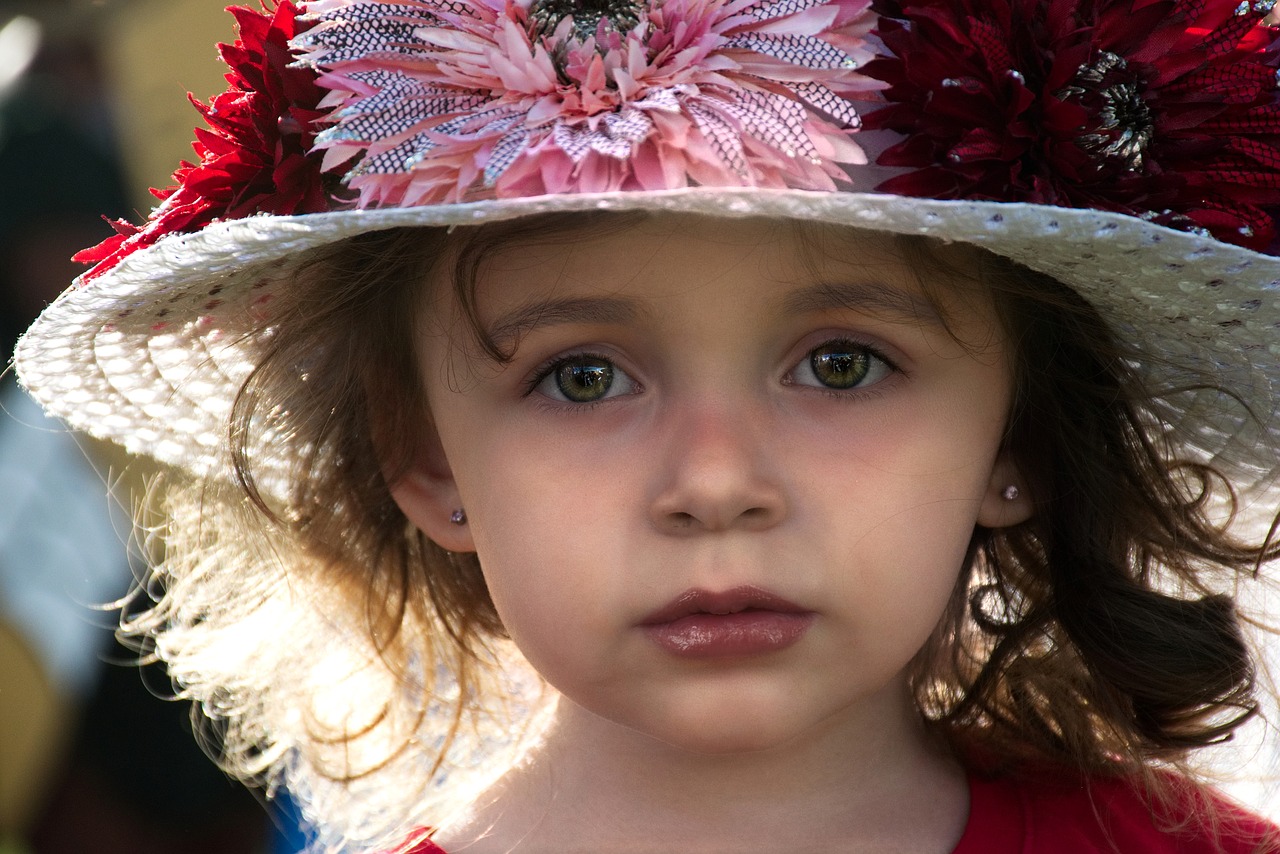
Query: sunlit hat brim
15,187,1280,494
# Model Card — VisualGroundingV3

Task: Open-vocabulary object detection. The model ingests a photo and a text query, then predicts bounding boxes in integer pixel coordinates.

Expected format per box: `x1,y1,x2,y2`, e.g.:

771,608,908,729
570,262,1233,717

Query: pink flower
75,1,335,281
861,0,1280,250
295,0,880,205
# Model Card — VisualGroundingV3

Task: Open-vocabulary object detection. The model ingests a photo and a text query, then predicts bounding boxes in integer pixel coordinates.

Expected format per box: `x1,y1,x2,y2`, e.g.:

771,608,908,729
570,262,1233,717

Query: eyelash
524,338,902,406
783,337,901,399
523,350,635,408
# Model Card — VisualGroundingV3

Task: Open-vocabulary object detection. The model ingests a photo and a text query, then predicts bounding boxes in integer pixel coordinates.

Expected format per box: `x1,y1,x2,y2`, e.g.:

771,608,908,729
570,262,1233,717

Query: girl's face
394,215,1028,756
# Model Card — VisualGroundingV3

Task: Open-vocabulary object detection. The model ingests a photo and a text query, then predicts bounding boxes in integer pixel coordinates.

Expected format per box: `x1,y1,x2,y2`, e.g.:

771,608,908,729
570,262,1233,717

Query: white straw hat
13,0,1280,491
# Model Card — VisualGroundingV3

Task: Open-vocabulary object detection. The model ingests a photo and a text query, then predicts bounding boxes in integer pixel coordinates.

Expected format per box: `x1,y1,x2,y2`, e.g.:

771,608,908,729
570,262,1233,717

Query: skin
392,214,1032,853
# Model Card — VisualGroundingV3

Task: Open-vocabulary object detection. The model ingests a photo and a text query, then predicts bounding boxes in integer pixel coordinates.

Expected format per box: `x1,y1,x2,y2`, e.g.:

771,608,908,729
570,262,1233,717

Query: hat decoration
74,2,335,282
71,0,1280,286
70,0,1280,281
864,0,1280,251
23,0,1280,493
296,0,878,206
75,0,879,280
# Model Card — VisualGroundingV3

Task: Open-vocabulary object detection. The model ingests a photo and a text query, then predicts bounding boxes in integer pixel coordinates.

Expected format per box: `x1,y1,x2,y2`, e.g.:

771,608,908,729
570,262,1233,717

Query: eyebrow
488,295,641,350
782,282,944,326
486,281,943,350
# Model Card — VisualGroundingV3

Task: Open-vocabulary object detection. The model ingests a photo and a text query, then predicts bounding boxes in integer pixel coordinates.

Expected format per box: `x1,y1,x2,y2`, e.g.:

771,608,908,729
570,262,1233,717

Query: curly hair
128,214,1279,851
898,240,1277,773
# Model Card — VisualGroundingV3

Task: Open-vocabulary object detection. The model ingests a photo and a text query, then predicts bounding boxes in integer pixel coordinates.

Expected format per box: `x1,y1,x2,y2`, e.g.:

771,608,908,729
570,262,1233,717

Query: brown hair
898,240,1278,775
144,215,1279,847
231,226,501,649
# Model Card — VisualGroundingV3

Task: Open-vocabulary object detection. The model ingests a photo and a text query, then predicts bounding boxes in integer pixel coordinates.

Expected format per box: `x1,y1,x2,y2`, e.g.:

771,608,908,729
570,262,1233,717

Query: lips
639,585,815,659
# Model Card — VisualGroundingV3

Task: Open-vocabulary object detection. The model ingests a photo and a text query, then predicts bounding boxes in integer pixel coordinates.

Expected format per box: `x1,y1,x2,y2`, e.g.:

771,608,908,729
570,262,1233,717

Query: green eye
809,344,872,389
533,353,638,405
553,357,615,402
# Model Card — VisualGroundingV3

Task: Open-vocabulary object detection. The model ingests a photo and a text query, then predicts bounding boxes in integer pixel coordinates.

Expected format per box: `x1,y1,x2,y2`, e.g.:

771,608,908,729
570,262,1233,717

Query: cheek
802,397,1001,634
457,435,636,675
839,501,972,635
812,497,972,692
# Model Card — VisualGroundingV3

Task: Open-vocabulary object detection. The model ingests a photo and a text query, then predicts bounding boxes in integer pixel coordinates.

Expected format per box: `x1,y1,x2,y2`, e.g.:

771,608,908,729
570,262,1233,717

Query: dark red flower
861,0,1280,250
75,1,337,281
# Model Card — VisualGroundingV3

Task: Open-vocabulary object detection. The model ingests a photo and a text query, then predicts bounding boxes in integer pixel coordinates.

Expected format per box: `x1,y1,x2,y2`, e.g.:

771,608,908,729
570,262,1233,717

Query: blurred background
0,0,306,850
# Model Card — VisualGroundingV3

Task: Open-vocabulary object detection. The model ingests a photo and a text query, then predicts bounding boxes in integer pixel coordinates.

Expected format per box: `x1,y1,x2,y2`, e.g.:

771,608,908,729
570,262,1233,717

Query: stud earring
450,509,467,525
1001,485,1020,501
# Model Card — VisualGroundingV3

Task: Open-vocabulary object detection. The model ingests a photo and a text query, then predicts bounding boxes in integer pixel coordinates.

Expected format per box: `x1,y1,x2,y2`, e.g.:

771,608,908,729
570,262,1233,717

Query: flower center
1060,51,1155,171
530,0,643,39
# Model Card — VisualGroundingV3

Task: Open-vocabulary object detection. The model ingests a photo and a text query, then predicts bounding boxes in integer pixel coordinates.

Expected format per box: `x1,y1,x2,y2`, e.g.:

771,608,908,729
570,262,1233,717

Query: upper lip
639,585,809,625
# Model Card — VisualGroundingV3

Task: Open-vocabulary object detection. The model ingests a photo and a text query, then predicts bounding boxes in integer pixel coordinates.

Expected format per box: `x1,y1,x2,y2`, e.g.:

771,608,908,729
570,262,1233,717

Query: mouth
639,585,815,659
640,585,809,624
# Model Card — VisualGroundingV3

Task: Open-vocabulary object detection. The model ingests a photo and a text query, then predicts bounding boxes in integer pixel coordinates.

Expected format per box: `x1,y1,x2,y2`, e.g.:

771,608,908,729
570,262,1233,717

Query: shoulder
954,769,1280,854
379,775,1279,854
380,833,447,854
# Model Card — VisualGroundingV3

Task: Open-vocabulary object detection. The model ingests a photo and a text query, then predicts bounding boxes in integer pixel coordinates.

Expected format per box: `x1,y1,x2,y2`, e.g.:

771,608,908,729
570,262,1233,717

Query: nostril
739,506,779,529
649,460,788,532
660,504,782,533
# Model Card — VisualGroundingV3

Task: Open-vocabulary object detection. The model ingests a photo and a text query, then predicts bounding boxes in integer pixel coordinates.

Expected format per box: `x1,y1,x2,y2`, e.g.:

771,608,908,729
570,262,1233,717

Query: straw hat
14,0,1280,491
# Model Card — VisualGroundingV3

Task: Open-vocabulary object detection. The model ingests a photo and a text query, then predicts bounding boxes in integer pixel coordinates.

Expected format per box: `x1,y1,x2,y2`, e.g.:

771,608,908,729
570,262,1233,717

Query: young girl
14,0,1280,850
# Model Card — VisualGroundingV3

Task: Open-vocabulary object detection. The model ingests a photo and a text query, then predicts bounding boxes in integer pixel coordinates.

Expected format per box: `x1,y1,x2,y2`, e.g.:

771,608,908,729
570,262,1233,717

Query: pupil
556,359,613,402
812,346,869,389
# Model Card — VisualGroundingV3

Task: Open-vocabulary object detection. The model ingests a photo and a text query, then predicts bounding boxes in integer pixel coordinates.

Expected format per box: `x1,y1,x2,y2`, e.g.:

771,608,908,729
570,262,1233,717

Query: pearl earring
450,509,467,525
1001,485,1020,501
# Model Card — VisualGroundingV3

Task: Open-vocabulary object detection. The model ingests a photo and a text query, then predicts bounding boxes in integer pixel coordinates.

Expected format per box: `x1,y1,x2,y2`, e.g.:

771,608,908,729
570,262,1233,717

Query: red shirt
399,773,1278,853
954,772,1278,853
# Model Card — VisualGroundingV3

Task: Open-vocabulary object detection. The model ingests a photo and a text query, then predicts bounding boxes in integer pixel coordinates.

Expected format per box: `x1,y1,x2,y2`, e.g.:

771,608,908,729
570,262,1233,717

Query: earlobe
387,424,476,553
976,451,1034,529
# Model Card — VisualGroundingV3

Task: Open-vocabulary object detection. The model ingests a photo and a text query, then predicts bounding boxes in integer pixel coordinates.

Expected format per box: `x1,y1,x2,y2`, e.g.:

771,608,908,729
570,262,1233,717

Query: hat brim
14,186,1280,493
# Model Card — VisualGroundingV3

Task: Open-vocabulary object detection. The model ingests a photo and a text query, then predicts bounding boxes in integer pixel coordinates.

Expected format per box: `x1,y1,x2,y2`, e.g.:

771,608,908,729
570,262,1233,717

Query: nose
648,398,788,534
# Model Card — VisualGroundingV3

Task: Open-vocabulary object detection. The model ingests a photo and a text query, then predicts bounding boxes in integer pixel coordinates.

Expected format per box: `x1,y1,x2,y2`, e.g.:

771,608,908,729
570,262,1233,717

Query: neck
434,686,969,854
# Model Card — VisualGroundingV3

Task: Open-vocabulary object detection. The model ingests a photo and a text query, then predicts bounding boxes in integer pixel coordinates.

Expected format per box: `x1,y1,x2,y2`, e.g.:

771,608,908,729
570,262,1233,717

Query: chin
625,704,816,757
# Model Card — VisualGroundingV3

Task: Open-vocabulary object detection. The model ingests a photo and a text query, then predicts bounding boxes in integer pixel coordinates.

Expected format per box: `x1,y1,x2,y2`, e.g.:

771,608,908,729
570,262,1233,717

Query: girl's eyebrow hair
782,282,943,326
487,282,940,346
488,295,641,347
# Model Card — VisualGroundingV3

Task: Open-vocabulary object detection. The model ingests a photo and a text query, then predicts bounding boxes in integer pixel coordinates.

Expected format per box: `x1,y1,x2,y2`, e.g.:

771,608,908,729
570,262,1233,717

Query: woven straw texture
15,187,1280,492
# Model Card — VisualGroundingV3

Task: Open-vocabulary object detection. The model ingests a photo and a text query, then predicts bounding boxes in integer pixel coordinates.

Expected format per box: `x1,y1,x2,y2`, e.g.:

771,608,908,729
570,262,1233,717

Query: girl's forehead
455,213,936,289
428,213,997,349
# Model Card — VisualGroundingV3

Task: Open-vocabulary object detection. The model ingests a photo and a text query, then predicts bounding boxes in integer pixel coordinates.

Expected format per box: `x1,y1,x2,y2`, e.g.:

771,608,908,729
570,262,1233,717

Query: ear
976,449,1034,529
386,420,476,553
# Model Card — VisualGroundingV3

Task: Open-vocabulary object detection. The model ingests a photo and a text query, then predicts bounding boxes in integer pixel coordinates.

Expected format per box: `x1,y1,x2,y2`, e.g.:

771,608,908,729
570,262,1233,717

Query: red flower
861,0,1280,250
75,1,335,281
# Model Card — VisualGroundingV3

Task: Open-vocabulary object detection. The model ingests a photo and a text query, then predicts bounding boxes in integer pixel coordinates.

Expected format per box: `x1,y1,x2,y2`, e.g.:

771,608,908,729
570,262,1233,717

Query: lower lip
642,611,815,659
